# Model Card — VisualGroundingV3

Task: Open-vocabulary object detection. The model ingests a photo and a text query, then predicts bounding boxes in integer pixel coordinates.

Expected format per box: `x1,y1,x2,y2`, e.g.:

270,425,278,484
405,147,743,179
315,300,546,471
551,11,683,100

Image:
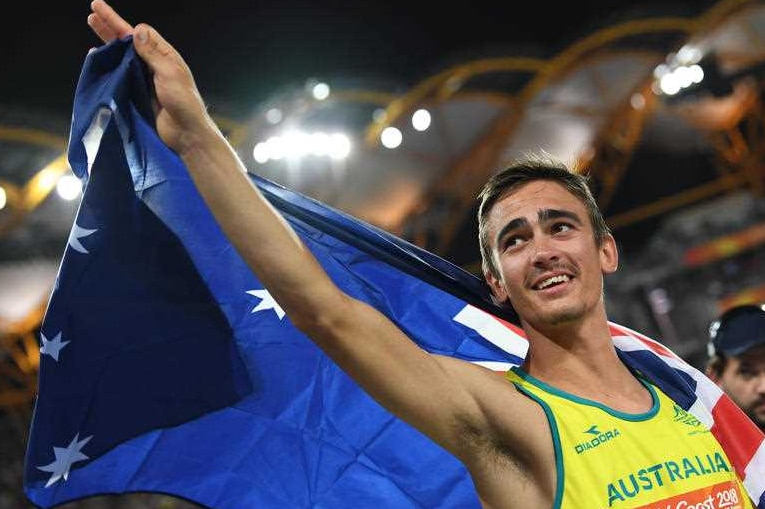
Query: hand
87,0,219,157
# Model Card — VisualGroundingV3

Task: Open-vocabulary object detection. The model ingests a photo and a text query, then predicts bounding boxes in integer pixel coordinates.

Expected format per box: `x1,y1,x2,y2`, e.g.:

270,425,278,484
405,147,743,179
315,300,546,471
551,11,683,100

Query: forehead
485,180,585,225
733,344,765,364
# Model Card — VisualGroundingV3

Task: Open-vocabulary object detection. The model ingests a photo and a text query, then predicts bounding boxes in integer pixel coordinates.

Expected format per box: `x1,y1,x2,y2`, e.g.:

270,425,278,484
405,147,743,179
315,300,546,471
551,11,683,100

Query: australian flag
23,38,765,508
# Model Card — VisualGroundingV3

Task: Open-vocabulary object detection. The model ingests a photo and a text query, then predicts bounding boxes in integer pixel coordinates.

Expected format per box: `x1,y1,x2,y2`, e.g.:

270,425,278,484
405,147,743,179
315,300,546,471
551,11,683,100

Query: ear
600,233,619,274
704,358,724,383
484,269,510,305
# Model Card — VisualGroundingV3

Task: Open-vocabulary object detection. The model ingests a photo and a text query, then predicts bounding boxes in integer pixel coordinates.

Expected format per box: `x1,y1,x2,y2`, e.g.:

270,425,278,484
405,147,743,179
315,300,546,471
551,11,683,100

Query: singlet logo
673,404,709,435
574,424,621,454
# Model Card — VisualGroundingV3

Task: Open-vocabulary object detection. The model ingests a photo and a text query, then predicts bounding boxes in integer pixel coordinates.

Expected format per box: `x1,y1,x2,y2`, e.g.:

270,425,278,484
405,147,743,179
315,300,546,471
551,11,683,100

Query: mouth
533,274,571,290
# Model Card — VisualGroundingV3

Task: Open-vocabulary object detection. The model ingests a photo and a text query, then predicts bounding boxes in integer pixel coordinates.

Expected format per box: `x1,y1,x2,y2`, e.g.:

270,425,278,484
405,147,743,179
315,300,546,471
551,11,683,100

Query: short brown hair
706,354,727,378
477,153,610,279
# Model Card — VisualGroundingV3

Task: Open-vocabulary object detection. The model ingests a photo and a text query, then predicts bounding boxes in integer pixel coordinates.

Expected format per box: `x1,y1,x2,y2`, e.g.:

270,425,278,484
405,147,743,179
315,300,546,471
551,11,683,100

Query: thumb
134,24,150,45
132,23,176,70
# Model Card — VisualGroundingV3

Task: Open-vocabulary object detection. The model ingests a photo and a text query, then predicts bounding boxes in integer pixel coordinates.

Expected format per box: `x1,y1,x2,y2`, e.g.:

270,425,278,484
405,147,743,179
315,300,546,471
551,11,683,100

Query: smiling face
482,180,618,331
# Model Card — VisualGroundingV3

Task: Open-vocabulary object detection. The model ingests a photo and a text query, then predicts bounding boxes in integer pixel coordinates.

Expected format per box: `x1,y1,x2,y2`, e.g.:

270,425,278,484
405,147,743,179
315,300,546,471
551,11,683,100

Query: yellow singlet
506,367,753,509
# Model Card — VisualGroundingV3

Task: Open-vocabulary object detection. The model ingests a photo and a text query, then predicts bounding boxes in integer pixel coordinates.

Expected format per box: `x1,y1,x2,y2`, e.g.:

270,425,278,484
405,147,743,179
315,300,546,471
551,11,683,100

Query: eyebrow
494,208,583,246
539,208,582,225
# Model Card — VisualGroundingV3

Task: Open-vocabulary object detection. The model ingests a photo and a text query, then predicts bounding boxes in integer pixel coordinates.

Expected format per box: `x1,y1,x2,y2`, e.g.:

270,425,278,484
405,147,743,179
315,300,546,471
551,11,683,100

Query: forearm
176,121,338,321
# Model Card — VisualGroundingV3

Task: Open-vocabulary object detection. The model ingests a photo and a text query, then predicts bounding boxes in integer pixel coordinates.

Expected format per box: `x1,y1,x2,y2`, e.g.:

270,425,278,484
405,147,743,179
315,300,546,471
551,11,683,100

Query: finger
132,24,182,71
88,0,134,42
87,13,123,43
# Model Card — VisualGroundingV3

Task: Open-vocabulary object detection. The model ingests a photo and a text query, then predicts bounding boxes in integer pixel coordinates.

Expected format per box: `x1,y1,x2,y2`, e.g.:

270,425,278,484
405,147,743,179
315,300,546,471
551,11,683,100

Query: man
707,303,765,432
86,1,754,507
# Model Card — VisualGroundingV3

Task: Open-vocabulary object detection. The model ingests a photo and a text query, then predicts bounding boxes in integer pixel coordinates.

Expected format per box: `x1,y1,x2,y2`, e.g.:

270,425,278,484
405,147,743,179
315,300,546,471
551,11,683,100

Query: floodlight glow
265,108,283,124
653,47,708,98
328,133,351,159
657,64,705,96
630,93,645,110
676,44,702,65
308,132,331,156
267,136,288,160
38,168,59,190
253,142,270,163
411,109,431,131
56,175,82,201
659,73,682,96
675,65,702,88
251,130,353,164
312,82,330,101
282,131,309,158
380,127,402,149
688,64,704,84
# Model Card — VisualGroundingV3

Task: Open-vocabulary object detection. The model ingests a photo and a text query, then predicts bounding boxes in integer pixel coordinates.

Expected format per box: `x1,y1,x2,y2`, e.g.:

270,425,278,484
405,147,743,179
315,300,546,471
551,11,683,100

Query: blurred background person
706,303,765,432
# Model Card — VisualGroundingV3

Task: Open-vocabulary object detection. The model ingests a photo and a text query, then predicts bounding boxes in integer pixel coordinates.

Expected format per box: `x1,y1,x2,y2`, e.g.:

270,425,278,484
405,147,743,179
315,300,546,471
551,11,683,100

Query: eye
551,222,574,234
501,234,525,251
737,366,757,379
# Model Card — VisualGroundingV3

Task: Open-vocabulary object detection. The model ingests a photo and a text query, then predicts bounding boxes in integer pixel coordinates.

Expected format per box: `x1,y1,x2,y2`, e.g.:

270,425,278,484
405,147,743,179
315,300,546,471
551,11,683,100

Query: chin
547,313,581,326
541,304,586,326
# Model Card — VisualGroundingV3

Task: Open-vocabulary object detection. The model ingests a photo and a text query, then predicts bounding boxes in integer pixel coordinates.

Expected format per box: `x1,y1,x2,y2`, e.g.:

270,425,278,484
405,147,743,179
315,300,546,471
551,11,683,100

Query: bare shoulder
432,355,557,503
432,355,554,464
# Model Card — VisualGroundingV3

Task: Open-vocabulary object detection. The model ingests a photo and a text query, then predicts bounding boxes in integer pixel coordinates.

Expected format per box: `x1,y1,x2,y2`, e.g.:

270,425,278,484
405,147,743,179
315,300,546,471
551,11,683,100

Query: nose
530,237,560,267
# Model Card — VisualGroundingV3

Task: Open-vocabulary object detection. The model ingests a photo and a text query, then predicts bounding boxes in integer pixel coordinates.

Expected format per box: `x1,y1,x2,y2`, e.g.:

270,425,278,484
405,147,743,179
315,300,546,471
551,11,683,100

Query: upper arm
299,292,545,463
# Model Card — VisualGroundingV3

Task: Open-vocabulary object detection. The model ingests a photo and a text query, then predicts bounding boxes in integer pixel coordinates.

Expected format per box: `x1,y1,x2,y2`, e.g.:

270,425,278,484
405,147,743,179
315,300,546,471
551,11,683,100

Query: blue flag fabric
24,38,765,508
23,38,523,508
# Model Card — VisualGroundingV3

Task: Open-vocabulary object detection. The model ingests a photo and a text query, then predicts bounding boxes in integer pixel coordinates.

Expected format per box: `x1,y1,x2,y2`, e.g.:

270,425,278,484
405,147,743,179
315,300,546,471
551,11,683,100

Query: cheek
722,373,749,392
497,256,526,285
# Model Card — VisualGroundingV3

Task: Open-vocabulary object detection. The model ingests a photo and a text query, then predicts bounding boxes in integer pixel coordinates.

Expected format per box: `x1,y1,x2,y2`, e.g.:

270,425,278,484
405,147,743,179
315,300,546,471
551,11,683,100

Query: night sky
2,0,700,120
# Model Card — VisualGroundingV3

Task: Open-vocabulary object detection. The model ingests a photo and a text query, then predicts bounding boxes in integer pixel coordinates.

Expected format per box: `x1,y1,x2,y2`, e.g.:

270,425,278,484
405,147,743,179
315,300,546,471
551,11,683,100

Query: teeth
537,275,570,289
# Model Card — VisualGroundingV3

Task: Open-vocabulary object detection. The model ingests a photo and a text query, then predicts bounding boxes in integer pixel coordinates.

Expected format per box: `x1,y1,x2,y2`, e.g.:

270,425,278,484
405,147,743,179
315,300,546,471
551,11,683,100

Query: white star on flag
68,223,98,254
246,289,286,319
37,433,93,488
40,332,70,362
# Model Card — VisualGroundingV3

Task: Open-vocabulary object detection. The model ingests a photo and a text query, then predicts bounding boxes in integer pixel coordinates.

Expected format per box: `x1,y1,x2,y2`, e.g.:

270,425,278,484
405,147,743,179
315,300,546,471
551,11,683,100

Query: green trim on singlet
511,382,565,509
509,366,659,420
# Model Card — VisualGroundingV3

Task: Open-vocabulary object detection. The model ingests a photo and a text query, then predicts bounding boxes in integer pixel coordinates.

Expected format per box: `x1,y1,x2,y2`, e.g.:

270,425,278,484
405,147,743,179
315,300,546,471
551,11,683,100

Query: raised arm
85,1,542,469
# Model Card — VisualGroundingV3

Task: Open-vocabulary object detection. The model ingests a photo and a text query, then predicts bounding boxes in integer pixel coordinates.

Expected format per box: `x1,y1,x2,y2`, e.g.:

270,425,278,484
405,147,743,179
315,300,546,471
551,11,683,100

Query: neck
523,323,618,381
521,317,652,412
521,308,614,370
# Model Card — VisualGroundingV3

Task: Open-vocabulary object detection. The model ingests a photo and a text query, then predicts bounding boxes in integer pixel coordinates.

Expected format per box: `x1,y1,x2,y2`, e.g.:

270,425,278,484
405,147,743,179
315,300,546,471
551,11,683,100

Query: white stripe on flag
471,361,517,371
453,305,528,359
744,441,765,502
